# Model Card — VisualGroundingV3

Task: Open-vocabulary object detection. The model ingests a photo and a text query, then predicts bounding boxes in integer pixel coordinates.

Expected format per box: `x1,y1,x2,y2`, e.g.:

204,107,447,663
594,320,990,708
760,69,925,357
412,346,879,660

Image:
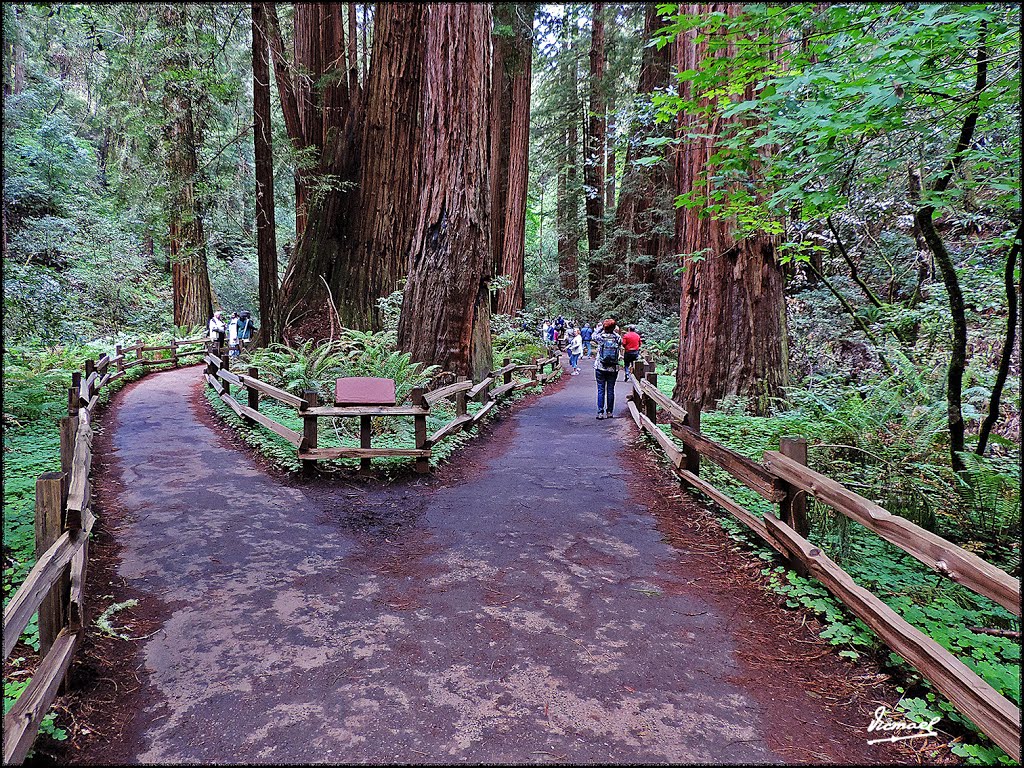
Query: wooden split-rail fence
624,359,1021,761
2,336,209,764
202,349,562,474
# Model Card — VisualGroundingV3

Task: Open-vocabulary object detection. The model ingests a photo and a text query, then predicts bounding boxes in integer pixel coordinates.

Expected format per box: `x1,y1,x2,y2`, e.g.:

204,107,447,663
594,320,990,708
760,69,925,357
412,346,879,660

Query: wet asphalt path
88,361,886,764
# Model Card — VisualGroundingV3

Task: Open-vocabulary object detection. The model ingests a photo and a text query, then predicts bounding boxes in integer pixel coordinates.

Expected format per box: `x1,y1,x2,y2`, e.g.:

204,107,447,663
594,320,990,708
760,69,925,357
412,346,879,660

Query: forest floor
50,361,927,765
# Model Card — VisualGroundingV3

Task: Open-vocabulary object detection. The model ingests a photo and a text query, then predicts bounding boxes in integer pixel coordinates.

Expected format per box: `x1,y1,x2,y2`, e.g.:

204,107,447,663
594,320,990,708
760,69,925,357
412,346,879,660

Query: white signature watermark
866,705,940,745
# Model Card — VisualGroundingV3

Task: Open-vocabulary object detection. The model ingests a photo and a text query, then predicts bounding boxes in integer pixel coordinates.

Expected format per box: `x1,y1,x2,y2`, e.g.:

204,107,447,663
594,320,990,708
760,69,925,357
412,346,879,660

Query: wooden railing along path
2,336,209,764
202,349,562,474
625,359,1021,761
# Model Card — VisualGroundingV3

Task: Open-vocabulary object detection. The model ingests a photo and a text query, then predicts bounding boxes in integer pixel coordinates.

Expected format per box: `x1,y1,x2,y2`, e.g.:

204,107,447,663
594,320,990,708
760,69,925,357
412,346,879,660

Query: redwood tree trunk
335,3,426,329
672,4,787,413
585,2,607,300
252,2,280,344
556,12,580,299
611,3,675,293
490,3,536,317
162,6,213,328
397,4,493,380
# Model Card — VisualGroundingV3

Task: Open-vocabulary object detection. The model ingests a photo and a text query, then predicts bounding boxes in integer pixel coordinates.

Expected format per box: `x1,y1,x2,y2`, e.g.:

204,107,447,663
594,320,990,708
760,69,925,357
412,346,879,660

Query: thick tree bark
491,3,536,317
584,2,607,300
610,3,675,290
915,21,988,473
398,4,493,380
672,4,787,414
252,2,280,344
161,6,213,328
334,3,426,329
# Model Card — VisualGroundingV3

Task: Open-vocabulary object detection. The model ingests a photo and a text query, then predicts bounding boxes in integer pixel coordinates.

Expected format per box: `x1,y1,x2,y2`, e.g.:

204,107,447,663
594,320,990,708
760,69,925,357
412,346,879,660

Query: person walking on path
236,310,256,354
228,312,240,358
207,311,227,350
567,329,583,375
622,325,642,381
580,323,593,357
593,319,622,420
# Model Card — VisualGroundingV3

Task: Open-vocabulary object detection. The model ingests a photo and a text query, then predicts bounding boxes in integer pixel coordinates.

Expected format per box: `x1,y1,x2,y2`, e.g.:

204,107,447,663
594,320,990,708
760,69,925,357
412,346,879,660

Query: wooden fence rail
625,359,1021,761
3,335,213,764
203,352,563,476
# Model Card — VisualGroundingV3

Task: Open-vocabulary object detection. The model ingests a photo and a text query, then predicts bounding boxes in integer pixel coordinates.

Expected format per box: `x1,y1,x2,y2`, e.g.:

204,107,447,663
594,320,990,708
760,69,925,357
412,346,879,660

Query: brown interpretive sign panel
335,377,397,407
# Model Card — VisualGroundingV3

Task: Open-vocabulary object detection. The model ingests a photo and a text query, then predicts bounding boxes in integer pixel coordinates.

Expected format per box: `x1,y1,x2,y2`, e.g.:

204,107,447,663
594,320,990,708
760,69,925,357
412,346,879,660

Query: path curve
76,363,909,764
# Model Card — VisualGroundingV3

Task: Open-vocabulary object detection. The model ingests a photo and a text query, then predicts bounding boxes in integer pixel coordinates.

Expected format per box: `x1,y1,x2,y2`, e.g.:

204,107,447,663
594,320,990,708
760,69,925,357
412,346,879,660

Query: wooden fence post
68,377,80,417
503,357,512,386
411,386,429,474
359,414,373,475
172,339,179,368
219,347,230,384
59,415,78,507
644,370,658,424
34,473,68,660
779,436,810,537
455,375,468,417
136,339,144,365
302,390,319,477
683,400,701,476
246,367,260,412
84,359,95,400
115,344,124,373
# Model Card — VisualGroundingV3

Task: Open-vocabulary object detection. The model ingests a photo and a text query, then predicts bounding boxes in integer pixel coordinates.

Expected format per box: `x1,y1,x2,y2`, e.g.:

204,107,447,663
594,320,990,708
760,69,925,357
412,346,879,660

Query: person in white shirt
567,329,583,375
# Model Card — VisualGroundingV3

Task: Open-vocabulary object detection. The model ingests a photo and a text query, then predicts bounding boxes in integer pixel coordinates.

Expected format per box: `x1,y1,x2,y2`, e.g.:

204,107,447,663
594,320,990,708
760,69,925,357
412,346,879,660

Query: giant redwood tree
491,3,537,316
252,1,280,343
270,3,429,334
397,4,494,380
610,3,675,294
672,3,787,413
161,4,213,327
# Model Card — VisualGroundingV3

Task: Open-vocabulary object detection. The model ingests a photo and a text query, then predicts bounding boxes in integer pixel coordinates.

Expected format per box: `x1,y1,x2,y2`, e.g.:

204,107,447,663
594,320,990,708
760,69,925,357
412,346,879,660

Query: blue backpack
581,327,592,342
598,335,620,367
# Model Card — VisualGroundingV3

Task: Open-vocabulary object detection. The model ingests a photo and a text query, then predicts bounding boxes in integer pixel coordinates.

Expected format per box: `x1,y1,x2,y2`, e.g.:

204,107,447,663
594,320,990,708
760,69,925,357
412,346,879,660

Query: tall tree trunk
161,6,213,328
611,3,674,287
252,2,280,344
275,4,363,336
492,3,537,316
333,2,426,329
584,1,607,300
976,224,1021,457
398,4,493,380
672,4,787,414
557,11,580,299
915,21,988,473
605,89,616,213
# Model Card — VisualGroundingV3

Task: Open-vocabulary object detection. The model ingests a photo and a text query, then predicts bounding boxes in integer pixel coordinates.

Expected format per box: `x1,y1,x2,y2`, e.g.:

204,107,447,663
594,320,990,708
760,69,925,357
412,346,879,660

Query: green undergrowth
641,373,1019,763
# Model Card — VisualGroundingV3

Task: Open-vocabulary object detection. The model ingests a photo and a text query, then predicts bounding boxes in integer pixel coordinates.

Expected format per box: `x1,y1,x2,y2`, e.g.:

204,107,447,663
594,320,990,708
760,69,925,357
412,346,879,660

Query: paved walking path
78,361,905,764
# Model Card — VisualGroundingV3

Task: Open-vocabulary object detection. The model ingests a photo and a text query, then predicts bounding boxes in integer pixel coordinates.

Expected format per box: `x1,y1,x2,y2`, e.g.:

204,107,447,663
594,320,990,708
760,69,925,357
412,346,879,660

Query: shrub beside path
74,362,911,764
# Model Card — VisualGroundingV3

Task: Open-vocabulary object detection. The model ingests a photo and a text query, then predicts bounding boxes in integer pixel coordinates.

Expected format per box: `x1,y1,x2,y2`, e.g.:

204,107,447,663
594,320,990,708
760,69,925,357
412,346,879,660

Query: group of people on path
538,314,643,419
207,310,256,357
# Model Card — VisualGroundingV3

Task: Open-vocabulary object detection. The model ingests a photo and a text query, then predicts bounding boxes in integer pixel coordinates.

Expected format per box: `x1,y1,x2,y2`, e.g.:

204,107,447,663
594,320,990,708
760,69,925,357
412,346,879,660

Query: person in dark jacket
593,319,621,420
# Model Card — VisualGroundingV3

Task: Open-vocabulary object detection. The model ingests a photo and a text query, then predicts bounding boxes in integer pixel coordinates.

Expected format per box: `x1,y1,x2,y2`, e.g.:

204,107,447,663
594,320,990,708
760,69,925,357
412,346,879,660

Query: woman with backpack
593,319,622,419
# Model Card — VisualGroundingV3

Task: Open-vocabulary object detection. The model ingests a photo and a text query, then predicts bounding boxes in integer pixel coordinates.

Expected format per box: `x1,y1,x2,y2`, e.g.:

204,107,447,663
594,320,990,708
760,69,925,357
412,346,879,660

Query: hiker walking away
622,325,642,381
580,323,593,357
207,311,227,350
594,319,622,420
554,315,566,350
228,312,240,357
236,310,256,353
567,329,583,375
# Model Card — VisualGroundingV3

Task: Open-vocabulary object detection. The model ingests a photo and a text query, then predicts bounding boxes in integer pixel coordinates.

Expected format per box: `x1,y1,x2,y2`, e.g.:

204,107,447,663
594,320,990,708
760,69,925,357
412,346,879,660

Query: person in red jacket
621,325,641,381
